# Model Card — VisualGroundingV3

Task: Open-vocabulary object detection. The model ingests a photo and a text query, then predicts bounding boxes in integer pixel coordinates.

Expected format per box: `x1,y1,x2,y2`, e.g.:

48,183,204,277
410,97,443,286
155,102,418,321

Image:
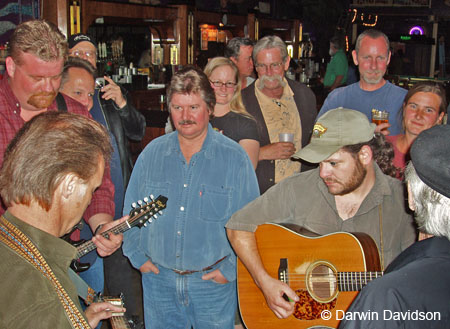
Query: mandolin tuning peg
137,200,143,206
153,215,158,219
131,202,137,208
158,211,163,215
143,223,147,227
148,218,153,223
150,194,154,200
143,197,149,203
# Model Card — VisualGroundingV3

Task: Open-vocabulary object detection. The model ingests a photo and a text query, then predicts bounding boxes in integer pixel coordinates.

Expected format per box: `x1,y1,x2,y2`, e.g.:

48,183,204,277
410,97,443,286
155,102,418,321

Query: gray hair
355,29,390,55
225,37,254,59
167,65,216,115
405,163,450,240
252,35,288,64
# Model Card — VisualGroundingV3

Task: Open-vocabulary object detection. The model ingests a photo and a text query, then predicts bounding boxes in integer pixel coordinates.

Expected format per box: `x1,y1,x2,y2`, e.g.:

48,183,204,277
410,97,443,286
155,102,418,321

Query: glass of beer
371,109,389,125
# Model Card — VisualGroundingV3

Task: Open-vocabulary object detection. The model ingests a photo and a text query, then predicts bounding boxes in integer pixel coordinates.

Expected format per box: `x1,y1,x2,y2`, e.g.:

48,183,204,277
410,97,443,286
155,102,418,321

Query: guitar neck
337,271,384,291
75,221,130,258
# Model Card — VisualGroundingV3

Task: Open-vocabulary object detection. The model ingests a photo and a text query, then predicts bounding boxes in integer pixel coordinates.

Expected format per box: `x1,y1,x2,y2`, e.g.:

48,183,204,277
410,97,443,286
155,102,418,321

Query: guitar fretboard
337,271,384,291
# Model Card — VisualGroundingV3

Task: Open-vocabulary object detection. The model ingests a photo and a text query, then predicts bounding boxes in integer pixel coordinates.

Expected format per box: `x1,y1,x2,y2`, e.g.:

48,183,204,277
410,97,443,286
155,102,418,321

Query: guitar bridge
279,258,291,302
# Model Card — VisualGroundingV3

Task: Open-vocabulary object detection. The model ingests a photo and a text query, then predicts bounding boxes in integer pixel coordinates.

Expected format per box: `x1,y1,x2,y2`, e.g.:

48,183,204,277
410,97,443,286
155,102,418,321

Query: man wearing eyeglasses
0,20,121,260
67,34,146,327
241,35,317,194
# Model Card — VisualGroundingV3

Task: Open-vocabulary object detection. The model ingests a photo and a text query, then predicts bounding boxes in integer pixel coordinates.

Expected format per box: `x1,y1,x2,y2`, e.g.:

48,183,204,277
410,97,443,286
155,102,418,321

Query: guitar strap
0,216,91,329
378,204,385,271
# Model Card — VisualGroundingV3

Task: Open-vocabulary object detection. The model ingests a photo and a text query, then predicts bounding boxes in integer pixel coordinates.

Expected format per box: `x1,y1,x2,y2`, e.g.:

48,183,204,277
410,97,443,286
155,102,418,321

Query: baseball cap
68,33,96,49
293,107,376,163
409,125,450,198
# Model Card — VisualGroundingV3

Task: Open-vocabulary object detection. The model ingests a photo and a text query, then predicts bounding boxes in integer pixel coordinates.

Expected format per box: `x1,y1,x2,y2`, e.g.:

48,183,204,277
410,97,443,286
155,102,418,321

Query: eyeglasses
255,62,284,72
210,80,237,88
69,50,97,58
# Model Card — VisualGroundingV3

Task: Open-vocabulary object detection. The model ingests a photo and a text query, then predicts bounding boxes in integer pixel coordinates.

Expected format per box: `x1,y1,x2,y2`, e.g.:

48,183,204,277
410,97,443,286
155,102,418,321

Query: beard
27,91,57,109
360,70,384,85
324,158,367,196
257,74,286,90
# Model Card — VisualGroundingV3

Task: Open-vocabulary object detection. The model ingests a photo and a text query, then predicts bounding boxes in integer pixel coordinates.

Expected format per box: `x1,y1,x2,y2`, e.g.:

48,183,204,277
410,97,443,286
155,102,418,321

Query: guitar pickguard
294,289,336,320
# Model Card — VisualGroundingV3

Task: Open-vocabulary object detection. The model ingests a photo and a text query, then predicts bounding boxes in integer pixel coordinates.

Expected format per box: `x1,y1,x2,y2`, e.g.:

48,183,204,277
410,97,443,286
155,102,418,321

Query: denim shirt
123,124,259,281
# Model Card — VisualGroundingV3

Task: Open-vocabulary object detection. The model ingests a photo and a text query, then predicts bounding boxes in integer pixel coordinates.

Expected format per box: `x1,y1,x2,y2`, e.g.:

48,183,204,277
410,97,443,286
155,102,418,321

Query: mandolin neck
75,221,130,258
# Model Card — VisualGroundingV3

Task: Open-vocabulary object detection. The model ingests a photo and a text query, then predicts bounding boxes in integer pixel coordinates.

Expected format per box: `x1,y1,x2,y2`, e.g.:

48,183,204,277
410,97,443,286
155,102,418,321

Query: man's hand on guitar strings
85,301,126,328
92,216,129,257
260,275,299,319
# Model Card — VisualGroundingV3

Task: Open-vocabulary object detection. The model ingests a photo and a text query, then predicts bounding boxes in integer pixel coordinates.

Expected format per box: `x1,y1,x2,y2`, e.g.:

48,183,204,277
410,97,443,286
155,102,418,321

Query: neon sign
409,26,424,35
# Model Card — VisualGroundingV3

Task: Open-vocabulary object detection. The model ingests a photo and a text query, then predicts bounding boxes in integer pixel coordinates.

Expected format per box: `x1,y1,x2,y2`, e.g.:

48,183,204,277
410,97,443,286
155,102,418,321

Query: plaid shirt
0,76,115,238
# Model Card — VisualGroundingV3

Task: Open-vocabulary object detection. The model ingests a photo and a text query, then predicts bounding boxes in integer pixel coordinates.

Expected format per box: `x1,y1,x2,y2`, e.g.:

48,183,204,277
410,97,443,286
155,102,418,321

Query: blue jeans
142,265,236,329
79,256,104,329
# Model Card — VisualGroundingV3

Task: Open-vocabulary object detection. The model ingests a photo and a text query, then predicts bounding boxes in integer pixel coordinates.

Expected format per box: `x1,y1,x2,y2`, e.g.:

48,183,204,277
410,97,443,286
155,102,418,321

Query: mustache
178,120,196,125
257,75,286,90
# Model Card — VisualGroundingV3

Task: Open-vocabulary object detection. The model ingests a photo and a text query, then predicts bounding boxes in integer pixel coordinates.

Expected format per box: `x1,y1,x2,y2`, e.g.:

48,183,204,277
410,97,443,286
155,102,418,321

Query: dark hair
167,65,216,115
330,36,344,50
60,57,96,88
225,37,255,59
0,112,112,211
9,19,67,65
342,133,400,178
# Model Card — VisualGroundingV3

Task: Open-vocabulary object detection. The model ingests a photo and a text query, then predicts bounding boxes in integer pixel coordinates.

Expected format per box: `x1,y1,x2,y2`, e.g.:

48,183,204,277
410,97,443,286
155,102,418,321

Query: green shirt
323,49,348,87
0,211,87,329
226,164,417,267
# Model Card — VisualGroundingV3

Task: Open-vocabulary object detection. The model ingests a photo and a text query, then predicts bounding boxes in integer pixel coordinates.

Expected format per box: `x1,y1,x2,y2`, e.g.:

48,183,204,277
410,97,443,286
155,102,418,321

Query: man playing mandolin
226,107,416,321
0,112,125,329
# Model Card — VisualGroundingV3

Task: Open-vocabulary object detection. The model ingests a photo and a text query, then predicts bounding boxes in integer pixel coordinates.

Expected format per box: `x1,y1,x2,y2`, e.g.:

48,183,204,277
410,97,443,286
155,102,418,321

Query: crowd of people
0,19,449,329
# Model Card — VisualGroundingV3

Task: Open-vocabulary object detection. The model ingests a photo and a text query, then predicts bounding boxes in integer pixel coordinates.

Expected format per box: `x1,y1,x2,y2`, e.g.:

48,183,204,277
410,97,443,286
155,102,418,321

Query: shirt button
180,206,185,211
270,160,274,164
183,184,188,188
176,254,180,258
177,231,181,235
269,178,273,182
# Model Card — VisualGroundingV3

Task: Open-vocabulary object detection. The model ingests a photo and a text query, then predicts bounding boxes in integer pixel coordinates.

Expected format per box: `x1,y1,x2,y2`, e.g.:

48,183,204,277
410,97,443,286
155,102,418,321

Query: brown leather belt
172,256,227,275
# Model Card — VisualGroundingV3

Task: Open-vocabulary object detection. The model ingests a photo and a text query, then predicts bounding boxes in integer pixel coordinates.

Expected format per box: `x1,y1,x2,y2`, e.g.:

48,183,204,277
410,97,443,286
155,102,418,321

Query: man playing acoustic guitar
226,107,416,322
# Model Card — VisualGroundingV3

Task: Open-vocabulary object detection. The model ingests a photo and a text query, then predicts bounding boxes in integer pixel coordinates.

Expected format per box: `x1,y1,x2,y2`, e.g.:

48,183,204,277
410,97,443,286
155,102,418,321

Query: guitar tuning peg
150,194,154,200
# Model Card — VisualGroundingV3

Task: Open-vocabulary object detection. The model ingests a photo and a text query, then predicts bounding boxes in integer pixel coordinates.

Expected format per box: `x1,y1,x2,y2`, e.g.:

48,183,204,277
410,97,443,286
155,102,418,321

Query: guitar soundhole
307,264,338,302
293,289,336,320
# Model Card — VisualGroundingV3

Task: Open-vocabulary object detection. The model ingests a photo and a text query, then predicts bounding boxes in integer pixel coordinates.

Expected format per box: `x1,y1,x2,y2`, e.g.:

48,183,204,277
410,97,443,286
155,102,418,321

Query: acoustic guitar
237,223,383,329
71,194,168,272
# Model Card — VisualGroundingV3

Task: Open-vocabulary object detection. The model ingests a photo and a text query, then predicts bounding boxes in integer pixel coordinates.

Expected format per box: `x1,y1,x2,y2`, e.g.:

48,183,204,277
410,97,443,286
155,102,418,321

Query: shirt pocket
200,184,232,222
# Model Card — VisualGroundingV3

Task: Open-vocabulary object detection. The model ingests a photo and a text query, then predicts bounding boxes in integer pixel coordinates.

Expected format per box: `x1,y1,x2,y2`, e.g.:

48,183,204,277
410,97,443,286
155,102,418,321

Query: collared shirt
341,237,450,329
123,124,259,281
0,76,115,229
226,164,417,267
254,78,302,183
0,211,86,329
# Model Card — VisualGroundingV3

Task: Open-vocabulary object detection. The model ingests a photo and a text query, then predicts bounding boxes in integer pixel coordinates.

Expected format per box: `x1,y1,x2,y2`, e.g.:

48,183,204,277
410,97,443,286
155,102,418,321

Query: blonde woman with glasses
205,57,260,169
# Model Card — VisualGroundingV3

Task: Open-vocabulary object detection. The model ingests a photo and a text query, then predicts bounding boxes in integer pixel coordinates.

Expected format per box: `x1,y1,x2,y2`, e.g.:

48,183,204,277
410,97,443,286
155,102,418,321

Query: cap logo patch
312,123,327,138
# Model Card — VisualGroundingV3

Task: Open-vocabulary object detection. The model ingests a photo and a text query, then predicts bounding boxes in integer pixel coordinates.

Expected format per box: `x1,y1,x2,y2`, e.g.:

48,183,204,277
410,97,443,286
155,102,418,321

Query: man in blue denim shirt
122,66,259,329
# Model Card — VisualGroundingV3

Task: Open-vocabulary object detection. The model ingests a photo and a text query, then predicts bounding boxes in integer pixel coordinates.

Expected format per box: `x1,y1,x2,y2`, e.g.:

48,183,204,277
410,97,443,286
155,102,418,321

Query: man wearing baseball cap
340,125,450,329
226,107,417,320
66,33,146,327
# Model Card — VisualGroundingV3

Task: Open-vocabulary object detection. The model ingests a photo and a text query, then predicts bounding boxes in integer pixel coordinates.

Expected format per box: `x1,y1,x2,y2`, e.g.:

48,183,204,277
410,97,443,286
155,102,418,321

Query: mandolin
70,195,168,272
237,223,383,329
